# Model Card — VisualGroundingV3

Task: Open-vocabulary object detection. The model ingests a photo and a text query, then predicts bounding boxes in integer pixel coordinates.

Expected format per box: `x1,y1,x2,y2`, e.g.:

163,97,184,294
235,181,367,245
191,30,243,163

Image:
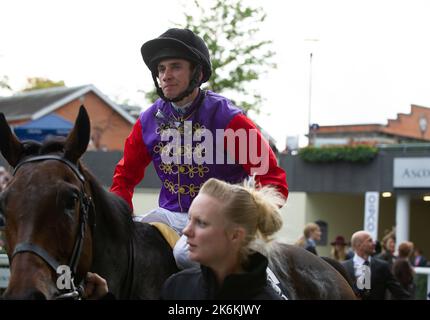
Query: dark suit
342,257,410,300
413,255,427,267
305,239,318,256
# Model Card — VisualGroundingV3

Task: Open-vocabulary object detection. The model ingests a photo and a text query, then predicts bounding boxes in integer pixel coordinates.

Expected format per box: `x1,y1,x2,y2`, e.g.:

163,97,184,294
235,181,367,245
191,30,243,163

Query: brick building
312,104,430,146
0,85,136,151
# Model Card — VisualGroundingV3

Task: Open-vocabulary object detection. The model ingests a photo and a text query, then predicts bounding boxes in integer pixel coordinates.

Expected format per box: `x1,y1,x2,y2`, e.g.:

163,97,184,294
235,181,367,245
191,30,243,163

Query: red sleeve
110,119,152,212
225,113,288,201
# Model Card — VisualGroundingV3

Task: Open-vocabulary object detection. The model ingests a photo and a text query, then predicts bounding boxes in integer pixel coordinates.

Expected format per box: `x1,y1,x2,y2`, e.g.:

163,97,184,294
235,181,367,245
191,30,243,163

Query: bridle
10,155,95,300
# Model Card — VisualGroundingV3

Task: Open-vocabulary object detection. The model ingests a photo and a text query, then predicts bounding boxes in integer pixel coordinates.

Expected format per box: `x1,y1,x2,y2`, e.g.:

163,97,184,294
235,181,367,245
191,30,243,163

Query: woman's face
183,194,236,267
387,238,395,253
335,244,345,251
311,227,322,241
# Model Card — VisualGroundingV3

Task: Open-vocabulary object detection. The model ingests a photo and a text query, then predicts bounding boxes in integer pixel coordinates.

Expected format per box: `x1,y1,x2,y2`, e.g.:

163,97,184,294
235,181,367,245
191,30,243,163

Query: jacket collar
168,89,206,119
201,251,268,299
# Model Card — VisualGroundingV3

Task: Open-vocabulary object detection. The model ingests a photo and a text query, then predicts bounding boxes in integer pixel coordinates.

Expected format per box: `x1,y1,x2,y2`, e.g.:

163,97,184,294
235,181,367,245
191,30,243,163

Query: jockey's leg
137,207,186,235
137,208,197,269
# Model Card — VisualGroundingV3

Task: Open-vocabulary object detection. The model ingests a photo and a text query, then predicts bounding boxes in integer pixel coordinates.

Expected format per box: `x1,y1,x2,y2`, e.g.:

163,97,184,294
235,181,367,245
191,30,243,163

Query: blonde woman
83,178,356,300
295,222,321,255
160,178,285,300
330,235,349,262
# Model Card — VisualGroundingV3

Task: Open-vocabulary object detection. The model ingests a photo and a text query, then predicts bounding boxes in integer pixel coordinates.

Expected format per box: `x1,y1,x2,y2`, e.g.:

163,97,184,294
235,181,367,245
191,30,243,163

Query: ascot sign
393,158,430,188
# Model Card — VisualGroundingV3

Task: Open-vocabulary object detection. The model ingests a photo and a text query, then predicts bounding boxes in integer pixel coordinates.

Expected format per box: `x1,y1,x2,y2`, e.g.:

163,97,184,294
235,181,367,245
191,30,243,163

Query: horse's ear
64,106,90,163
0,113,24,167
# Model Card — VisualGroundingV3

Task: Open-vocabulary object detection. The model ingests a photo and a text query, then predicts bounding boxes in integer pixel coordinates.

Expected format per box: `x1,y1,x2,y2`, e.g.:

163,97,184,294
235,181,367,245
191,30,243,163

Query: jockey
110,28,288,269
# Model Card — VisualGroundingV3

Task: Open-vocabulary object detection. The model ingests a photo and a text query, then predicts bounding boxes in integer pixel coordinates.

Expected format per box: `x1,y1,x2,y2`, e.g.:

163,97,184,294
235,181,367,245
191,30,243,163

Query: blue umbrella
14,114,73,142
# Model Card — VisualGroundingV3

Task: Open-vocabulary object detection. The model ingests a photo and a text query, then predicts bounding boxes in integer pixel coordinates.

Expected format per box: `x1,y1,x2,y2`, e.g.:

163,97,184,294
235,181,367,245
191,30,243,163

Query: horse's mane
83,167,134,242
23,138,134,243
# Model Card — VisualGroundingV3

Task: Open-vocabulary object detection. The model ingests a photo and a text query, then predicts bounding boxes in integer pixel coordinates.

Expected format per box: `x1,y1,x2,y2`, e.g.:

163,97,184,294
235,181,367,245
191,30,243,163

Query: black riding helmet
141,28,212,102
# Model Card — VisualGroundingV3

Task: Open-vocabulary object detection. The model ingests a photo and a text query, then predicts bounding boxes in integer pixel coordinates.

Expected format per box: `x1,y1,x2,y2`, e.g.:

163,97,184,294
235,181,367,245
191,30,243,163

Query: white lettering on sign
364,192,379,241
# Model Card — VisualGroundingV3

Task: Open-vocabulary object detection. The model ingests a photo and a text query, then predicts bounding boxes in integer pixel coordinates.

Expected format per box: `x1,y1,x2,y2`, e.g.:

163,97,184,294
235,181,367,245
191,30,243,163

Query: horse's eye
64,194,79,211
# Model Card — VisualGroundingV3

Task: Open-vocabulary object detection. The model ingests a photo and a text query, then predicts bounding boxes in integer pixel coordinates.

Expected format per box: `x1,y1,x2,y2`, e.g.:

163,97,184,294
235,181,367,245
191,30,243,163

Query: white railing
0,253,9,289
0,254,8,265
414,267,430,300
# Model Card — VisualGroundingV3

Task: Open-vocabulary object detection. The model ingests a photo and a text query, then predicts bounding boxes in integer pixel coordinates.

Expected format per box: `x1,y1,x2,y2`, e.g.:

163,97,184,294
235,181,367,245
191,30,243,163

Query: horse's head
0,106,94,299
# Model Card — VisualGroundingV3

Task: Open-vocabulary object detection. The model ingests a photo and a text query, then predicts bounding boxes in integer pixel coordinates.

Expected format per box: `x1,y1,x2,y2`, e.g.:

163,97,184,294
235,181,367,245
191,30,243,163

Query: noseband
10,155,94,299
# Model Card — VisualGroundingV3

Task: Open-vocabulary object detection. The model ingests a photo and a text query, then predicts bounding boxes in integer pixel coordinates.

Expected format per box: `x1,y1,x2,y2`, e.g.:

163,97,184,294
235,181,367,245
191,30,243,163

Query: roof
315,124,385,134
315,104,430,141
0,84,135,124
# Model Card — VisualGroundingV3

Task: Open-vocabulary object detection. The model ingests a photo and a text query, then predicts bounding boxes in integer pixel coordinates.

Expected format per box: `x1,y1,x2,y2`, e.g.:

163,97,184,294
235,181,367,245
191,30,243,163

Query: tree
145,0,276,113
22,77,65,91
0,75,12,91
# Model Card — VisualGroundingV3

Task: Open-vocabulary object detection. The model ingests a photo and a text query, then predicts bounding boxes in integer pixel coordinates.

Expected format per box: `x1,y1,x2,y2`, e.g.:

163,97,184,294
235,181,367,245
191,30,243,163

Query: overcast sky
2,0,430,149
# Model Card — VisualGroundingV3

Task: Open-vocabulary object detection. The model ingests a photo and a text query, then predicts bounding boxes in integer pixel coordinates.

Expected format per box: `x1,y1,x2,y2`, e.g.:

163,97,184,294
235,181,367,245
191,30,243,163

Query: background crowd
295,223,429,299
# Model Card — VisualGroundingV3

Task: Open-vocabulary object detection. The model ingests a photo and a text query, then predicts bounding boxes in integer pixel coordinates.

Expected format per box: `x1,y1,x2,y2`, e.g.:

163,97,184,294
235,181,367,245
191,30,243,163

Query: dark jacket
413,255,427,267
392,258,416,299
161,252,283,300
375,251,396,269
342,257,410,300
305,239,318,256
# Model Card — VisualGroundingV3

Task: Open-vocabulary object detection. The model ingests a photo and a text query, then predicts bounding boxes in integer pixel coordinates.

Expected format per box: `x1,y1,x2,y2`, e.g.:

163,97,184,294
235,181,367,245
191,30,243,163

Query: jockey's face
184,193,238,268
157,58,197,105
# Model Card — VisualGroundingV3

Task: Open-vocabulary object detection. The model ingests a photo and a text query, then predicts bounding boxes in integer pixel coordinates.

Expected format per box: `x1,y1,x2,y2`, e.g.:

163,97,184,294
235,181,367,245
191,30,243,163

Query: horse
0,107,178,299
268,245,356,299
0,106,356,300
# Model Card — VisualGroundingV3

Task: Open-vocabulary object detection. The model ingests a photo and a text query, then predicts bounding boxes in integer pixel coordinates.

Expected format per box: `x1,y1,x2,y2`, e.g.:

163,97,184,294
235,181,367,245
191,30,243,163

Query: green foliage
415,274,428,300
146,0,276,113
145,89,159,104
22,77,65,91
298,145,378,163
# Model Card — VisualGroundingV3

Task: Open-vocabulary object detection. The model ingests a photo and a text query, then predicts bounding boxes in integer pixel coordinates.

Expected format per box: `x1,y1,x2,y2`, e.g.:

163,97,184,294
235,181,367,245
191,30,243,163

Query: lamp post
308,52,314,145
305,39,319,146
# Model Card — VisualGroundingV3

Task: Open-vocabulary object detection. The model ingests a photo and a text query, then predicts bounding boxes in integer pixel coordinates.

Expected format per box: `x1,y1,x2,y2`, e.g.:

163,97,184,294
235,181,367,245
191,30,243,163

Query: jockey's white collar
171,100,193,114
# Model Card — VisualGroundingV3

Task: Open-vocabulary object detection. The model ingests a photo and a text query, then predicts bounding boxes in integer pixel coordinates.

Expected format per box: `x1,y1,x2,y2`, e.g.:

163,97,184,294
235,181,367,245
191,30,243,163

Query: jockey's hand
83,272,109,300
